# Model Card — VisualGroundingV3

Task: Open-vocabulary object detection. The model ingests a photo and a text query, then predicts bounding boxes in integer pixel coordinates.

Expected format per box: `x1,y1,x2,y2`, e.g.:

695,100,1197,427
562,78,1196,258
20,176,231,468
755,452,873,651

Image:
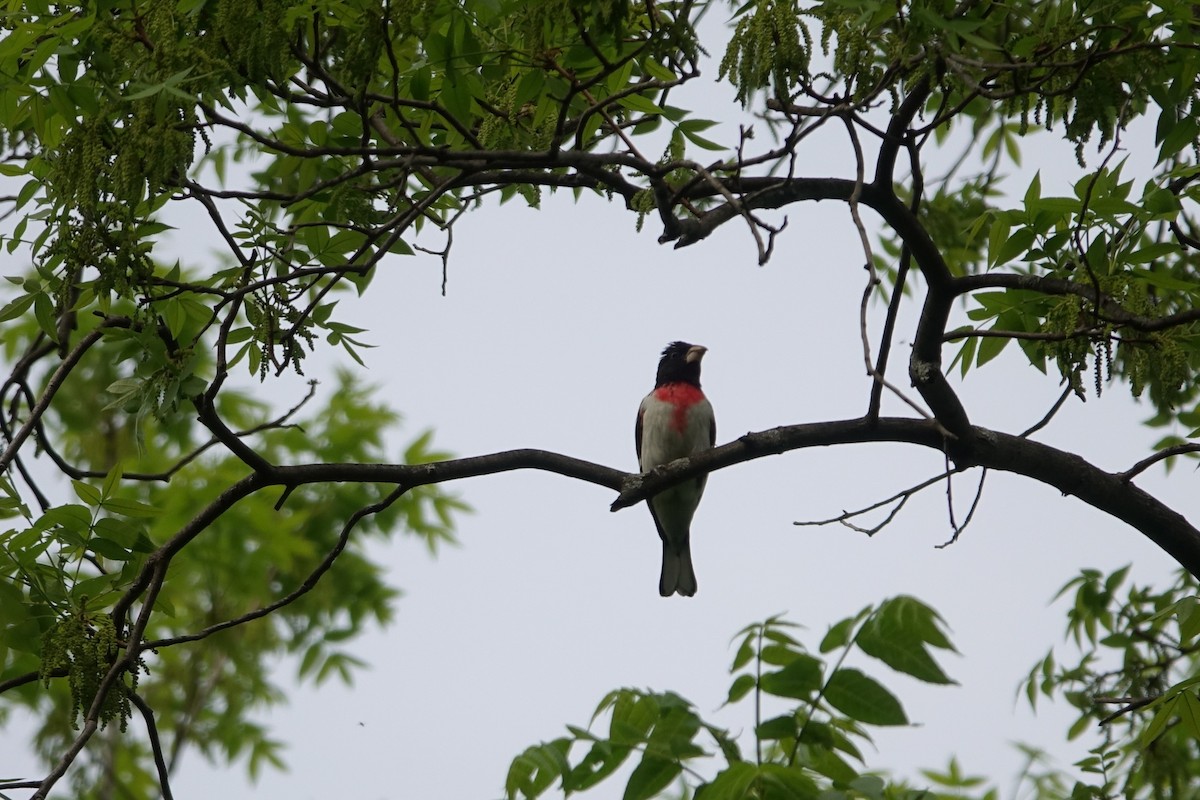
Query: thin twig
794,468,966,535
0,320,129,475
130,692,175,800
1120,444,1200,483
144,486,408,650
1096,695,1155,725
1020,385,1074,439
936,468,988,548
838,116,943,426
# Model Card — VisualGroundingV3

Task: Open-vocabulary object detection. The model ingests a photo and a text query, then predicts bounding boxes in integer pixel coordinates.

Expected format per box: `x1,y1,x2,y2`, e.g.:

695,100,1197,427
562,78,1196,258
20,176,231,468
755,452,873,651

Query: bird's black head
655,341,707,387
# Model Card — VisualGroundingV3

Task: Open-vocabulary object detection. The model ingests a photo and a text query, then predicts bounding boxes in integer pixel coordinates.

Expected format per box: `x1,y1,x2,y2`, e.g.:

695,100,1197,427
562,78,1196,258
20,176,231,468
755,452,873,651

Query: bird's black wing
635,405,644,463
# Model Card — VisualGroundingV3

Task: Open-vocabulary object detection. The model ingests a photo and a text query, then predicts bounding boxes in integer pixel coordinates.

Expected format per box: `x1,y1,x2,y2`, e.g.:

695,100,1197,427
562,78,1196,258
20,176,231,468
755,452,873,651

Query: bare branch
0,668,48,696
0,319,131,476
794,469,961,535
1020,385,1075,439
130,693,176,800
1096,695,1156,726
946,326,1107,342
842,113,934,426
936,467,988,549
144,486,407,650
1119,444,1200,483
0,779,42,791
32,719,100,799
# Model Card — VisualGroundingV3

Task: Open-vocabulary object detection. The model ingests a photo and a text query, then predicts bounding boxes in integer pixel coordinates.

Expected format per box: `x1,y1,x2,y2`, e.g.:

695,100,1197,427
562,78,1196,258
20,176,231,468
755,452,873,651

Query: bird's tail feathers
659,541,697,597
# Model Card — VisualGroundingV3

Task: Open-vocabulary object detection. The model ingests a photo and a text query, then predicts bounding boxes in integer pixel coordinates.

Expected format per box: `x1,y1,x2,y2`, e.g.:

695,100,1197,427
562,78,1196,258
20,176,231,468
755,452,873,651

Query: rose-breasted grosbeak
636,341,715,597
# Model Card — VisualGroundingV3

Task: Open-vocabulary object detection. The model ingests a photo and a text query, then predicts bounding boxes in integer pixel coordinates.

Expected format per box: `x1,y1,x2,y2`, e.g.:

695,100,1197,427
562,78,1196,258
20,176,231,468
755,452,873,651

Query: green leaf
38,504,93,534
1159,115,1199,163
724,673,756,705
101,463,123,500
1132,267,1200,293
1127,243,1183,265
513,69,546,108
298,643,323,679
994,228,1035,266
0,293,36,323
1023,171,1042,207
974,328,1009,368
730,631,755,670
855,596,956,684
679,129,723,151
1179,691,1200,739
87,537,134,561
1180,602,1200,645
823,668,908,726
642,59,676,81
623,755,678,800
609,692,657,745
104,378,145,412
33,292,57,341
92,520,146,551
849,775,886,799
820,617,858,653
617,94,665,116
953,335,978,378
805,746,858,784
986,216,1010,267
566,740,633,792
1144,187,1181,217
101,497,160,518
701,762,758,800
506,740,572,800
1139,695,1179,748
16,178,40,210
759,654,823,699
71,574,118,604
755,714,798,741
756,763,820,800
760,643,802,666
71,480,102,507
1026,196,1078,215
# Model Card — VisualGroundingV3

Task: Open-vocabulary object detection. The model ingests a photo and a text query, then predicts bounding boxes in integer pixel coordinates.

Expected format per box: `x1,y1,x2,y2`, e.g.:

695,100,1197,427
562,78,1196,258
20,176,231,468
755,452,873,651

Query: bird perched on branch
636,341,715,597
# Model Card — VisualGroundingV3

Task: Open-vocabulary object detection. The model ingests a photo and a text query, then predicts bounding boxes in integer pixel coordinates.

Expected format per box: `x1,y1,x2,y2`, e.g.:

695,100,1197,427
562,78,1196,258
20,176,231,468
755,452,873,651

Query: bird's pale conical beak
685,345,707,363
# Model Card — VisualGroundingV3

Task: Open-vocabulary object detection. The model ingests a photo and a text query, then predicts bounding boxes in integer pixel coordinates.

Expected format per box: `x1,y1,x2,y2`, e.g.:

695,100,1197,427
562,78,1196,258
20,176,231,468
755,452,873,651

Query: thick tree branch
693,171,971,436
608,419,1200,578
101,417,1200,649
22,418,1200,791
873,74,932,187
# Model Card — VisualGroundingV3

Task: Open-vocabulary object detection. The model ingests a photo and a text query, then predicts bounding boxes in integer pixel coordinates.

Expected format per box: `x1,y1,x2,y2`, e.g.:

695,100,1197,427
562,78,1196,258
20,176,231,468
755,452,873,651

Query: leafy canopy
3,0,1200,797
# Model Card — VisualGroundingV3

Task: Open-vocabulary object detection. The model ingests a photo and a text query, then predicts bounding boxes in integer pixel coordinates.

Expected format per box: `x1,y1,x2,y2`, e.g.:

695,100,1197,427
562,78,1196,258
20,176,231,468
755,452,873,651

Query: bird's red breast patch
653,383,706,434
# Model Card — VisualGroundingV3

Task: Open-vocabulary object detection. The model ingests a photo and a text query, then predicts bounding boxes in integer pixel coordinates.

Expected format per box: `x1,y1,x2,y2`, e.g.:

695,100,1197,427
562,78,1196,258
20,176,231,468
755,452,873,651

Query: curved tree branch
90,414,1200,675
0,318,130,475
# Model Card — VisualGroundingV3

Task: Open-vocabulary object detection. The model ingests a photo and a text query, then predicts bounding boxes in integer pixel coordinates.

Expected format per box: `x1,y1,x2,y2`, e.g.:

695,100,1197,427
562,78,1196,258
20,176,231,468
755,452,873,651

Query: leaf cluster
0,323,466,794
505,596,958,800
1026,567,1200,798
39,608,138,732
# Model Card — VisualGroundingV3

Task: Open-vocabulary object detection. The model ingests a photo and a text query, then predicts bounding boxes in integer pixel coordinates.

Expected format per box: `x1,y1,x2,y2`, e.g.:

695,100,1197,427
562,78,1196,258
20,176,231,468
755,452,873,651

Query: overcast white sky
3,14,1192,800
